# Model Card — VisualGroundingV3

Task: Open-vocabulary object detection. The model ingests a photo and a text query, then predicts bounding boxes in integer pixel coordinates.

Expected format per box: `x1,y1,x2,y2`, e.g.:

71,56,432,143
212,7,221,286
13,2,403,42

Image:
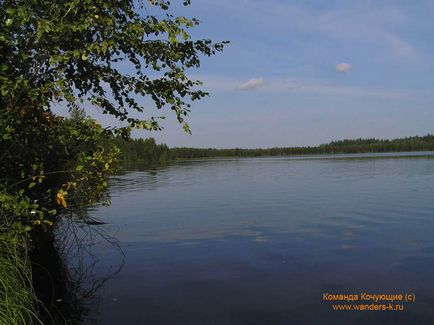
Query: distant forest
114,134,434,165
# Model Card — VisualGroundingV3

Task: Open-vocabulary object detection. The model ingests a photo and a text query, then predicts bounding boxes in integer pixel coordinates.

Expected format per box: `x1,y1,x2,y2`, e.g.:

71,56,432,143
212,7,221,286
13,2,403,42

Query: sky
66,0,434,148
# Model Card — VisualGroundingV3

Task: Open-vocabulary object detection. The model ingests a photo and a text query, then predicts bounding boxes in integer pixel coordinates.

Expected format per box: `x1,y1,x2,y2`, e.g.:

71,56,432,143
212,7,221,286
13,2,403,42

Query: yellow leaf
56,192,68,208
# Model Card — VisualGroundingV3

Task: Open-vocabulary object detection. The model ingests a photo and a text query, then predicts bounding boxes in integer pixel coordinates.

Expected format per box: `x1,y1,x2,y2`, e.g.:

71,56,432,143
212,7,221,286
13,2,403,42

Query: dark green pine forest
114,134,434,165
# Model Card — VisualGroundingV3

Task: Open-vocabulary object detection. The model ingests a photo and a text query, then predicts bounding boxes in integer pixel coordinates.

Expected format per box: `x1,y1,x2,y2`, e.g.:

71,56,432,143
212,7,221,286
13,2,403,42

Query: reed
0,240,42,325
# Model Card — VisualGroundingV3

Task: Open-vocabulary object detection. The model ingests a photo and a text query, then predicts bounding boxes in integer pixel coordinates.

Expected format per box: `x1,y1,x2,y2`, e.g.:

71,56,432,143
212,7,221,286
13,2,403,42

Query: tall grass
0,240,42,325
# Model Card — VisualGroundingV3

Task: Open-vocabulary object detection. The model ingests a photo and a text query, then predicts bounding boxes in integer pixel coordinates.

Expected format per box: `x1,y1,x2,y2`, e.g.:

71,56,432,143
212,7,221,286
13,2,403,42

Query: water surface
84,153,434,324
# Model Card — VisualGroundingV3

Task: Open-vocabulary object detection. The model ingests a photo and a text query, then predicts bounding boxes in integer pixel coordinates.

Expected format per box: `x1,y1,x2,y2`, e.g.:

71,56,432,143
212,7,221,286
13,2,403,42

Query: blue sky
75,0,434,148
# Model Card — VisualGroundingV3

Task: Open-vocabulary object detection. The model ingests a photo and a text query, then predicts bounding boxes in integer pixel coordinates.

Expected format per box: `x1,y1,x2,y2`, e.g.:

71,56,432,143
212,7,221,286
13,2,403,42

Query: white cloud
237,78,267,91
196,75,419,100
336,63,352,73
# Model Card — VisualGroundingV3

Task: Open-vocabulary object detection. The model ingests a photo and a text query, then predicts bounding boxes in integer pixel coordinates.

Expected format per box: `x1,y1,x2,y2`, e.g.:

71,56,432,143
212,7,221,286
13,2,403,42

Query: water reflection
86,153,434,324
32,215,125,324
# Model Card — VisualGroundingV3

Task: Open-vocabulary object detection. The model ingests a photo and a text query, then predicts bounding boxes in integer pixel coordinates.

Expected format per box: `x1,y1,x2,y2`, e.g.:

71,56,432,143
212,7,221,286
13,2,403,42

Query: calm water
83,152,434,324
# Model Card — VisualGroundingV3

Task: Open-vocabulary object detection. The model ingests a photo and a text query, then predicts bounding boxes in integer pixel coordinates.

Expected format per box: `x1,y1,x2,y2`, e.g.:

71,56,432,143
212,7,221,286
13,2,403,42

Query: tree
0,0,227,234
69,106,87,122
1,0,227,133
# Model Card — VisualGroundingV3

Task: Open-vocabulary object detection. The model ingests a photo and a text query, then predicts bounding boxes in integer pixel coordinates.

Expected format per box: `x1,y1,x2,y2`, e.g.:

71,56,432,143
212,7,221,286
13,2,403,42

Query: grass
0,240,42,325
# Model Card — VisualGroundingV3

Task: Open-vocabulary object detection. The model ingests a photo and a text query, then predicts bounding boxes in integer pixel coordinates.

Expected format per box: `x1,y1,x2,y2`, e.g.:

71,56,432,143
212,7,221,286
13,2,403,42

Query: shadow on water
30,214,125,324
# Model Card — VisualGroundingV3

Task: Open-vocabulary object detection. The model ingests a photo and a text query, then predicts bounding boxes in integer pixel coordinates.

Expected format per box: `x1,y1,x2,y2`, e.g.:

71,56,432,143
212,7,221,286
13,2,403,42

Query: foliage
0,108,119,242
0,0,227,239
1,0,227,133
0,0,227,235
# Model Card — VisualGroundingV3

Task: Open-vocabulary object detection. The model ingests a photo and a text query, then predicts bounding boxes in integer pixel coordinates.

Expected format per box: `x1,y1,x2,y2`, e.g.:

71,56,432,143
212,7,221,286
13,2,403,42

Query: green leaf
28,182,37,189
169,34,178,44
75,165,84,171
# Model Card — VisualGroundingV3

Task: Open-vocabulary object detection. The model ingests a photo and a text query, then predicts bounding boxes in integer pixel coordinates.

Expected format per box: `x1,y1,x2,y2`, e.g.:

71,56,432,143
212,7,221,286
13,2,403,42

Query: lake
82,152,434,324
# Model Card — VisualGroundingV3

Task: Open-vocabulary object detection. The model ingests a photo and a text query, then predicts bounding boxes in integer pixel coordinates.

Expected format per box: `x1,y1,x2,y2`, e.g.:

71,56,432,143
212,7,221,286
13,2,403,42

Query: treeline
115,134,434,164
113,137,170,165
319,136,434,153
